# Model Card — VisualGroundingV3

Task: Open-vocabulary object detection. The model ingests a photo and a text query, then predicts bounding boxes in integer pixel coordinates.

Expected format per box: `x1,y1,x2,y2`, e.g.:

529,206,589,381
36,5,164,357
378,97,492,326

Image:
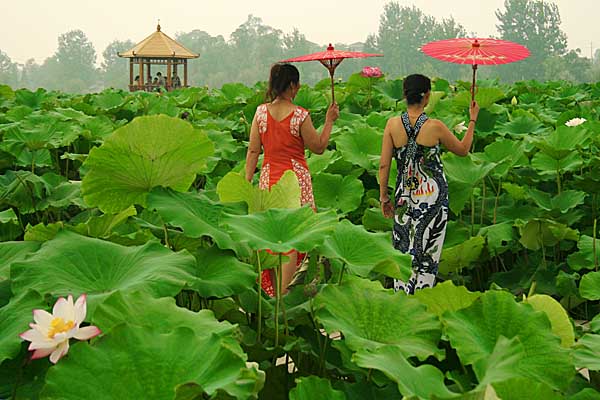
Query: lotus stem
162,224,170,248
556,169,562,194
470,192,475,236
594,218,598,271
338,263,346,285
480,180,486,225
493,177,502,225
256,250,262,343
275,253,282,348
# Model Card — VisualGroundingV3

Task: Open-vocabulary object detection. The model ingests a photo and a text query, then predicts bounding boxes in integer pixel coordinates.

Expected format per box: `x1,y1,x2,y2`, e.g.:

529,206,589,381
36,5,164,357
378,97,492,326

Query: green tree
495,0,567,81
176,30,232,88
230,15,284,85
0,50,19,87
52,30,98,92
101,39,135,89
367,3,466,79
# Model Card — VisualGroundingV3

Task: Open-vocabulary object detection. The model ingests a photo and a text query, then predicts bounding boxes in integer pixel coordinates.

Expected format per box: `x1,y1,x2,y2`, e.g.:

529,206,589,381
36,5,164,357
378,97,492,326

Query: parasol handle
329,69,335,104
471,64,478,103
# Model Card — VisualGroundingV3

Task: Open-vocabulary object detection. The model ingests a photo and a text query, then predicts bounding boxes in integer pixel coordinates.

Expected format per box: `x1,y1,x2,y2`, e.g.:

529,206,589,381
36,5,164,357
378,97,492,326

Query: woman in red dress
245,63,339,296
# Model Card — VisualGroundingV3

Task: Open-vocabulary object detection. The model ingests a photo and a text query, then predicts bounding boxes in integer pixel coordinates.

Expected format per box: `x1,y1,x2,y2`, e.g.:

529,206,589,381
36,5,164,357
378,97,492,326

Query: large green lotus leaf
315,276,441,359
567,388,600,400
443,153,497,186
0,209,21,242
479,140,526,177
191,247,256,298
0,289,45,363
91,291,237,340
318,219,411,280
217,170,301,213
0,170,53,214
518,219,579,251
580,271,600,300
591,314,600,334
528,189,586,213
524,294,574,348
531,152,584,176
477,222,515,257
14,88,46,109
442,290,574,391
82,115,214,213
567,235,600,271
306,150,341,174
0,241,41,282
334,124,382,170
534,125,591,160
352,345,457,399
572,334,600,371
289,376,346,400
361,207,393,232
10,231,197,310
221,207,337,254
294,86,328,111
0,115,81,152
41,325,264,400
312,173,364,214
413,281,481,318
439,236,485,274
497,114,546,137
147,186,248,256
454,87,505,109
72,206,137,238
491,377,562,400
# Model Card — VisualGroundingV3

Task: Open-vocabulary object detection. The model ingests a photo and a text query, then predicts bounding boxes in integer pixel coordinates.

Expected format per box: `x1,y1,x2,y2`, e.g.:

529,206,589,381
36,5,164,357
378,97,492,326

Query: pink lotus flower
20,294,101,364
361,66,383,78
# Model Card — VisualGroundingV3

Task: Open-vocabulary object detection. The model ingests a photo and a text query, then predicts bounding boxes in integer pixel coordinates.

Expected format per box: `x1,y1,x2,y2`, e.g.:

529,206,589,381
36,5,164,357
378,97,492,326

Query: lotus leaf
217,170,301,213
352,345,457,399
524,294,574,347
518,219,579,251
0,290,45,363
318,219,411,279
413,281,481,317
567,235,600,271
0,241,41,282
315,276,441,359
41,325,264,399
491,378,562,400
534,126,591,160
306,150,341,174
361,207,393,232
439,236,485,274
528,189,586,213
334,124,382,170
289,376,346,400
579,271,600,300
443,290,574,390
478,222,515,256
82,115,214,213
11,231,197,310
147,186,248,256
572,334,600,371
453,87,505,109
311,173,364,213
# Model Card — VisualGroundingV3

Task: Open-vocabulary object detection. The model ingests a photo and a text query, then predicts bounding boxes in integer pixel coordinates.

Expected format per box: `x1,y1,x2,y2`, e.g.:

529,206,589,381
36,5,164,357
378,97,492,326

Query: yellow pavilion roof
119,24,198,59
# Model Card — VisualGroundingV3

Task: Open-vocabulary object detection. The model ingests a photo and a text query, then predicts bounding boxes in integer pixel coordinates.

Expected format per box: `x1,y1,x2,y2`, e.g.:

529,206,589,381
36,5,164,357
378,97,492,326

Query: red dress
255,103,315,297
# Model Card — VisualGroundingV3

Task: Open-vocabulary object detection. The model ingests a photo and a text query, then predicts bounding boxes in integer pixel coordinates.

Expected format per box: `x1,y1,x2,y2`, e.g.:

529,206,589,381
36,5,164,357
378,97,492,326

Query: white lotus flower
565,118,587,127
454,121,467,134
20,294,101,364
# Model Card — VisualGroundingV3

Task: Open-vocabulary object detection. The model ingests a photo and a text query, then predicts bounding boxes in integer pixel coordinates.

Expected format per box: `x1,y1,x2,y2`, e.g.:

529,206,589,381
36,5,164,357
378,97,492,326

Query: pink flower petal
49,340,69,364
53,296,75,322
33,309,53,327
74,294,87,325
20,328,46,343
31,347,55,360
73,326,102,341
29,340,59,350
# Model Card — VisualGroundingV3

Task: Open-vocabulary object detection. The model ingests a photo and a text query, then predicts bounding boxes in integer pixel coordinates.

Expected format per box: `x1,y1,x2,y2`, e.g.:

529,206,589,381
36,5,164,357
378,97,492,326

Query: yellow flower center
47,317,75,339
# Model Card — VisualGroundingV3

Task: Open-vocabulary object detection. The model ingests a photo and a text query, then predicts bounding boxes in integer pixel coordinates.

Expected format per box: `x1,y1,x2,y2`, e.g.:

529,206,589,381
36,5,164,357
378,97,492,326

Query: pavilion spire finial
157,19,161,32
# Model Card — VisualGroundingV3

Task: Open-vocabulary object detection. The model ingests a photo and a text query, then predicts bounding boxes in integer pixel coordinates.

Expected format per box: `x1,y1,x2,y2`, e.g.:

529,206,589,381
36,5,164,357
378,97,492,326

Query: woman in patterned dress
245,63,339,296
378,74,479,294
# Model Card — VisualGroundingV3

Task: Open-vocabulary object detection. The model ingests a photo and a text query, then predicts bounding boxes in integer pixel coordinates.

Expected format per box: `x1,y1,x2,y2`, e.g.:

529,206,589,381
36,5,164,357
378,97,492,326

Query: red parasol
281,44,383,102
421,38,530,101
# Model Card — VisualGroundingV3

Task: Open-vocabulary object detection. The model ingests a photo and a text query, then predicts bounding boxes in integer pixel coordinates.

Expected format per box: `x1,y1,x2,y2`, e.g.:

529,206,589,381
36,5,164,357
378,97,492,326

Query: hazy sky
1,0,598,64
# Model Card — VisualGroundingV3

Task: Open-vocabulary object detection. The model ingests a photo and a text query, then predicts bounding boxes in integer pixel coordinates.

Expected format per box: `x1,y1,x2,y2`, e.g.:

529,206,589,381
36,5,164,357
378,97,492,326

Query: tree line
1,0,598,93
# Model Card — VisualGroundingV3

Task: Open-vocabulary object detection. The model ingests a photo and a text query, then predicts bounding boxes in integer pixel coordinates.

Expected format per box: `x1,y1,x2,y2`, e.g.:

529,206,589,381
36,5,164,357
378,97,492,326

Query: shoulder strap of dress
290,106,309,137
256,104,268,135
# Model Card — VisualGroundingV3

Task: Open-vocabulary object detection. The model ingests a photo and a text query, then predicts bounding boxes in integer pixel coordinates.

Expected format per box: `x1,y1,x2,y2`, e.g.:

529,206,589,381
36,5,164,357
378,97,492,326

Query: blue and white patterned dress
392,112,449,294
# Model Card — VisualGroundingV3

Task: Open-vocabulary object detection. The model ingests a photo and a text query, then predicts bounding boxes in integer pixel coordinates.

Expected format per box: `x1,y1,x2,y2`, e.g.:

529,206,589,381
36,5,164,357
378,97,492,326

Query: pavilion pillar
138,60,143,91
129,59,133,87
184,60,188,87
146,61,152,88
167,60,172,90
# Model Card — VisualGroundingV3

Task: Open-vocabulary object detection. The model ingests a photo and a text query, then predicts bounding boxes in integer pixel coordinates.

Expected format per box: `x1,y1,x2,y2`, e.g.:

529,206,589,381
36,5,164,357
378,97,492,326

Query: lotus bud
511,96,518,106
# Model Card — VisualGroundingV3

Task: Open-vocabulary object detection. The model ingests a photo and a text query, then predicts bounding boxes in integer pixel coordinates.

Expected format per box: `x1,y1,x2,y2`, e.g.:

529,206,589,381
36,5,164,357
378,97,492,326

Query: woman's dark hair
267,63,300,101
403,74,431,105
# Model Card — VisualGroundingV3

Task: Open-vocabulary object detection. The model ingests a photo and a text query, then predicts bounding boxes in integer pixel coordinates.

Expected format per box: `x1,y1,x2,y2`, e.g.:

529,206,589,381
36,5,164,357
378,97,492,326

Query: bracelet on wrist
469,119,476,123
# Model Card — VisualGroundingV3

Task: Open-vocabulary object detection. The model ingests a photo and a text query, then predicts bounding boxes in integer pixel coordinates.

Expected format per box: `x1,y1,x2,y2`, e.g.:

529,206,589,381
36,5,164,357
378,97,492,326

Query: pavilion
118,24,199,92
